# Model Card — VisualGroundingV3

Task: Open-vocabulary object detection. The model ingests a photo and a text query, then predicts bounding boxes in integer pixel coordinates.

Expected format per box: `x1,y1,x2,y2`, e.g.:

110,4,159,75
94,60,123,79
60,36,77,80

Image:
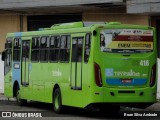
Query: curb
0,95,16,102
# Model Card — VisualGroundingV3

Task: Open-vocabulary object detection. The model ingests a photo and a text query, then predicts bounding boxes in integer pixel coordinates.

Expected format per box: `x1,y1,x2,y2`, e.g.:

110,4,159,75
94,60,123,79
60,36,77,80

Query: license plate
121,79,132,83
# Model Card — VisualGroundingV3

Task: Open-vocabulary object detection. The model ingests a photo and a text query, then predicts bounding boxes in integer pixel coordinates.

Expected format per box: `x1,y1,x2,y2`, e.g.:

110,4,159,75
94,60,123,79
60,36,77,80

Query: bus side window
22,41,30,60
50,36,60,62
59,35,70,62
84,33,91,63
72,37,83,62
5,49,12,75
13,38,21,61
31,37,40,62
4,38,12,75
40,36,49,62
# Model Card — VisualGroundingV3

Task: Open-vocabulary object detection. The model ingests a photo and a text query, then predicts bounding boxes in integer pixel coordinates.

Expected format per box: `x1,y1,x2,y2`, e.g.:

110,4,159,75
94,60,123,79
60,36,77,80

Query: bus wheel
53,88,63,114
16,90,27,106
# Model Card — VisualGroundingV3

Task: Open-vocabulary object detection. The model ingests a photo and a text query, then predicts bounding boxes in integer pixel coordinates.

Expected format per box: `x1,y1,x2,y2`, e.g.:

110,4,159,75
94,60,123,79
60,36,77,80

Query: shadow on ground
24,101,136,119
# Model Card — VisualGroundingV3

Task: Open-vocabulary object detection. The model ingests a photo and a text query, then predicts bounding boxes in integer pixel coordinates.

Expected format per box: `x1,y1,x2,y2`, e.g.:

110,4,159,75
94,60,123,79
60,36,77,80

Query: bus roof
40,21,106,31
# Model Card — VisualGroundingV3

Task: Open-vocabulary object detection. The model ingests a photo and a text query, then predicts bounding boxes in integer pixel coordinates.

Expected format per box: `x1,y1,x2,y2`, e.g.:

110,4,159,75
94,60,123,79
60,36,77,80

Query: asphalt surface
0,100,122,120
0,94,160,120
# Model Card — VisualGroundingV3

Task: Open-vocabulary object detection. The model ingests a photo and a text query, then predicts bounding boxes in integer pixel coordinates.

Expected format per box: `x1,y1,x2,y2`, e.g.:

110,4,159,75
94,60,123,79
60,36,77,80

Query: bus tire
53,88,63,114
16,89,27,106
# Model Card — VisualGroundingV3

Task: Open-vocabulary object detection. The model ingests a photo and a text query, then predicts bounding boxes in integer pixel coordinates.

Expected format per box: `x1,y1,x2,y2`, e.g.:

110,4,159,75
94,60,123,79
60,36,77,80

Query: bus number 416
140,60,149,66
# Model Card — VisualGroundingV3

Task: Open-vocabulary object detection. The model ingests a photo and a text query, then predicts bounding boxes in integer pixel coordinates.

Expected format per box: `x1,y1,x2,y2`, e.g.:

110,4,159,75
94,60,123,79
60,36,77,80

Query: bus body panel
103,86,157,103
100,53,157,88
12,32,22,88
90,25,157,107
3,22,157,110
4,71,13,97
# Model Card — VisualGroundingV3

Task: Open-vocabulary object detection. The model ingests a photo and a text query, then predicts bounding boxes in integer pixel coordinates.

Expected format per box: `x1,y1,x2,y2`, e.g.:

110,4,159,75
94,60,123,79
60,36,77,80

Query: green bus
1,21,157,113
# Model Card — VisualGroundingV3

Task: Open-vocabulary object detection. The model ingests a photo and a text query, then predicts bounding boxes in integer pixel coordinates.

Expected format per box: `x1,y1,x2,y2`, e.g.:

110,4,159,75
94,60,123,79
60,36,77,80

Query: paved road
0,98,160,120
0,100,124,120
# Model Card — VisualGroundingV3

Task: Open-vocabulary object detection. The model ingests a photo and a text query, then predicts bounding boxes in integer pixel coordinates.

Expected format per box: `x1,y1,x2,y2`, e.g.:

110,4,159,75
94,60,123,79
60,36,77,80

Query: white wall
0,54,4,93
157,59,160,99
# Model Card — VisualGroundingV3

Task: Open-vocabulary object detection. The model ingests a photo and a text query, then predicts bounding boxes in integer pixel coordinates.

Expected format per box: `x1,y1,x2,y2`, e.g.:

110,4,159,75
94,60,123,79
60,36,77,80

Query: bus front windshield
100,29,153,53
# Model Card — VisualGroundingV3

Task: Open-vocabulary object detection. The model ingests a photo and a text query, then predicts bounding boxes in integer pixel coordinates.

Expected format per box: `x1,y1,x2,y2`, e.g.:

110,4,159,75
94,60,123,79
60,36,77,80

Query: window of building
13,38,21,61
50,36,60,62
59,35,70,62
31,37,40,62
84,33,91,63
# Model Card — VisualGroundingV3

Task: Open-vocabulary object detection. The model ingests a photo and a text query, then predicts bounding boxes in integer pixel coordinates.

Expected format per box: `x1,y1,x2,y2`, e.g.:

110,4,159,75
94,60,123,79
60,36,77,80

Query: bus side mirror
1,51,5,61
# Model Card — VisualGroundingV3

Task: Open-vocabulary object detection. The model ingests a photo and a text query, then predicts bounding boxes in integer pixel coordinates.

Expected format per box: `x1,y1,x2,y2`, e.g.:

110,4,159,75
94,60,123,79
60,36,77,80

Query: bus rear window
100,29,153,53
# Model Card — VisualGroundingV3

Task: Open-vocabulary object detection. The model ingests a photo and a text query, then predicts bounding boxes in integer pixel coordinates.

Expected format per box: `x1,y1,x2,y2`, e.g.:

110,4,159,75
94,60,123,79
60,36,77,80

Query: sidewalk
145,103,160,111
0,93,16,101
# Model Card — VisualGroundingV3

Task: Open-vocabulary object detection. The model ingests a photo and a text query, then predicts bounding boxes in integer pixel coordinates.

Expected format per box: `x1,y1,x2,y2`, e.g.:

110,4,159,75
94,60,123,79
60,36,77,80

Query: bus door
3,38,13,97
21,38,31,99
70,37,84,90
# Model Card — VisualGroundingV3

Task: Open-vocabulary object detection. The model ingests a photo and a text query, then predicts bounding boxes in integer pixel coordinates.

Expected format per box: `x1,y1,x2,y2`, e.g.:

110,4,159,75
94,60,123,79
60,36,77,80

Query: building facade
0,0,151,52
